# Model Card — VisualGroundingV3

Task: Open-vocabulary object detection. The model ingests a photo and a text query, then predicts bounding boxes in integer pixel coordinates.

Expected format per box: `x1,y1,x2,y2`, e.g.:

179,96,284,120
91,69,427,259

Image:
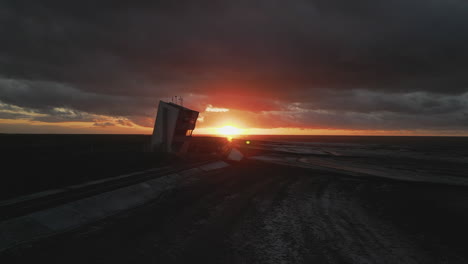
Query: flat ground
0,134,223,199
2,160,468,264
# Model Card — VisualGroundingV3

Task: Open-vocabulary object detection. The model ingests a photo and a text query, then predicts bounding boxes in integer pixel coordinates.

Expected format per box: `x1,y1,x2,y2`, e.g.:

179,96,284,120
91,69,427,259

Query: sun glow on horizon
218,125,242,136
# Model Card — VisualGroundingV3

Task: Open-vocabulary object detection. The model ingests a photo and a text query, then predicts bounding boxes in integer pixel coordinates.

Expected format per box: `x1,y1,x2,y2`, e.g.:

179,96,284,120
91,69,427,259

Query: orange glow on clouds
192,126,468,136
0,119,152,134
2,118,468,136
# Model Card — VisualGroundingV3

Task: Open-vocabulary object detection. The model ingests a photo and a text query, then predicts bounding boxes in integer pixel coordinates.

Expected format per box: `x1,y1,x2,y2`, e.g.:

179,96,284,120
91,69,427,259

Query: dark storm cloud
0,78,156,117
297,90,468,115
1,0,468,131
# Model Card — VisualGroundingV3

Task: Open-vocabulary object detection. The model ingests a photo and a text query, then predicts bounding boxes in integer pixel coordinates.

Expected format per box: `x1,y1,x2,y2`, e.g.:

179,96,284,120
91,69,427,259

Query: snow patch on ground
239,180,429,264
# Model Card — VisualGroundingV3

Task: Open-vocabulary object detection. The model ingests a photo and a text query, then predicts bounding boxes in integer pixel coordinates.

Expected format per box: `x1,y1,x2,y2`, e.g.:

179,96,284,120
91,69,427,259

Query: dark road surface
2,160,468,264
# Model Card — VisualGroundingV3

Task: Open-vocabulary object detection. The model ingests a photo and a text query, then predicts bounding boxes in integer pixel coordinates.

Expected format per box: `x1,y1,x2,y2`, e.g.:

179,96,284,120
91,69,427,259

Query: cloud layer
1,0,468,133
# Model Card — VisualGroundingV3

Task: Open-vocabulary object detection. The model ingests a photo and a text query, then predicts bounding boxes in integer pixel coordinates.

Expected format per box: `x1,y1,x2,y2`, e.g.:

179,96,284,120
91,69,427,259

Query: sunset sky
1,1,468,135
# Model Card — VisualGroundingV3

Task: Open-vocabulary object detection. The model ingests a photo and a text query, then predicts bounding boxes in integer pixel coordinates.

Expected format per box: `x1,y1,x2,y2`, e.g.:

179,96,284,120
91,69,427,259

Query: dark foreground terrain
2,160,468,264
0,134,160,200
0,134,223,200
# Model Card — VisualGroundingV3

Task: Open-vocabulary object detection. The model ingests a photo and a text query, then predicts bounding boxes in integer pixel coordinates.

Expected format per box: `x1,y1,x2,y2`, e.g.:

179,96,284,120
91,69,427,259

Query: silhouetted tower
151,101,199,153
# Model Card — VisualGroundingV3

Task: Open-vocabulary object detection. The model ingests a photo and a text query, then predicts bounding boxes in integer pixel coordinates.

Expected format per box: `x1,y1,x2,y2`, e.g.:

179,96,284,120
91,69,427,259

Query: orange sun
218,125,241,136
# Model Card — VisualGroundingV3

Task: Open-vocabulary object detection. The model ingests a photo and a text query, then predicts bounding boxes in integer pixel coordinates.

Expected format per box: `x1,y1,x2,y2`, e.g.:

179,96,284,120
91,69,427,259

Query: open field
0,134,228,200
0,134,163,200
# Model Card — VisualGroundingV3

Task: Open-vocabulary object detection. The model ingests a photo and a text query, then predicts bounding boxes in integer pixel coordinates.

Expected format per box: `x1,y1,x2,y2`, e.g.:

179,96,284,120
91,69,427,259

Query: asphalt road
2,160,468,264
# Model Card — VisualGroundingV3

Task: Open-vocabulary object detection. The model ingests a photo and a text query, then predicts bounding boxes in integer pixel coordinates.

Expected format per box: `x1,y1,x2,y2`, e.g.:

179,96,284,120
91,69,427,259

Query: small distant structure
151,100,199,153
